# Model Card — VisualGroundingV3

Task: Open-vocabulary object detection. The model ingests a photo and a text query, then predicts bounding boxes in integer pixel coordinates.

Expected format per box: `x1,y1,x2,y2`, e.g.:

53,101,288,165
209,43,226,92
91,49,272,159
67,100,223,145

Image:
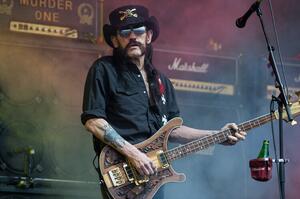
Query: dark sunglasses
118,26,146,38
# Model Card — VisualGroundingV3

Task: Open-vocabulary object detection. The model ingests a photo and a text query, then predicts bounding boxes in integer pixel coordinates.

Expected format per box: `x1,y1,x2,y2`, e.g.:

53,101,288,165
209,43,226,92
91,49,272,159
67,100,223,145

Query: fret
204,137,210,146
201,140,207,149
188,145,192,153
177,148,182,158
220,130,229,142
200,137,206,150
165,151,171,162
184,146,190,155
240,123,246,132
207,136,215,146
192,141,198,153
193,142,199,152
215,134,220,143
175,150,180,159
257,118,261,126
173,148,178,159
203,139,209,149
255,119,259,126
257,119,261,126
179,148,184,157
255,119,260,126
198,140,204,150
181,147,186,156
189,143,195,152
194,142,199,150
213,135,218,143
248,121,253,129
239,124,246,131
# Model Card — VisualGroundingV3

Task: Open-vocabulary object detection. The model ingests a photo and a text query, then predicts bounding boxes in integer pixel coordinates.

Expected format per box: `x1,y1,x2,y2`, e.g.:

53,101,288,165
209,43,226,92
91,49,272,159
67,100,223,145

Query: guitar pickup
157,150,170,169
123,163,135,183
108,167,126,187
124,162,149,185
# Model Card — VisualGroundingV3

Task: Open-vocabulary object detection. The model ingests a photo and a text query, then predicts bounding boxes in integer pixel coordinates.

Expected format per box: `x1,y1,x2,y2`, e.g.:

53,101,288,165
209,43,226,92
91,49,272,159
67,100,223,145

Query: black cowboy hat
103,5,159,47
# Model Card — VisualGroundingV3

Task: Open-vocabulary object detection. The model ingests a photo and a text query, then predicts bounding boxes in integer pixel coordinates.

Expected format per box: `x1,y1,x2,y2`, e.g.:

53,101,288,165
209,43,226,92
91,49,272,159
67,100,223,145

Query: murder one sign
12,0,96,27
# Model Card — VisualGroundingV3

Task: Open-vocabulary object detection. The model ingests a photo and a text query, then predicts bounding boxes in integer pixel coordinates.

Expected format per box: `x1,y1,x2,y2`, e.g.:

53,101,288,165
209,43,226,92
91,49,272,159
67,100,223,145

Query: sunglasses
118,26,146,38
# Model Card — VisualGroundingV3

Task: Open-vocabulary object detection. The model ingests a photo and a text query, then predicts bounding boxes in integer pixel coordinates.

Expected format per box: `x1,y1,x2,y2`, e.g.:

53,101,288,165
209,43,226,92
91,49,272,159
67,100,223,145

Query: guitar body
99,118,186,199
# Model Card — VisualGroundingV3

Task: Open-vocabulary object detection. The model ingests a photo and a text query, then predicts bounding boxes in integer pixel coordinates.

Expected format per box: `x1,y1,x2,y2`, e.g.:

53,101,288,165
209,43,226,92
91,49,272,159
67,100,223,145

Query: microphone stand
14,147,35,188
255,6,295,199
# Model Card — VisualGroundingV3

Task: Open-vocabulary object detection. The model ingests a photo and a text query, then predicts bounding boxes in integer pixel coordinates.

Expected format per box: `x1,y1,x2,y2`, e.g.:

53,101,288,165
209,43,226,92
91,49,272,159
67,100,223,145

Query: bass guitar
99,98,300,199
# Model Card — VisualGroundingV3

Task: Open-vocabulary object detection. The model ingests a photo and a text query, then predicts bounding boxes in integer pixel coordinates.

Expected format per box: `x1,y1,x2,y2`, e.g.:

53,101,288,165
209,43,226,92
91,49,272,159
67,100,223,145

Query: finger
137,166,145,176
239,131,247,136
150,161,157,173
228,135,238,142
229,123,239,130
235,132,246,140
141,165,150,176
223,123,238,131
144,163,154,175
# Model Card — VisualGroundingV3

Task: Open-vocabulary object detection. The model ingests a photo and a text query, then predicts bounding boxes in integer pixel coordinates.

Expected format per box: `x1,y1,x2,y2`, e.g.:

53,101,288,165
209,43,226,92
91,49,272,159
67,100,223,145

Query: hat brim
103,16,159,48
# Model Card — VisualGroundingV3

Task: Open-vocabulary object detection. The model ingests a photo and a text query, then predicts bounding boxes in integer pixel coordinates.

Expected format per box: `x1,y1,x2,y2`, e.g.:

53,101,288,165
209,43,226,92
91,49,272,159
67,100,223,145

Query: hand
127,149,157,176
221,123,247,145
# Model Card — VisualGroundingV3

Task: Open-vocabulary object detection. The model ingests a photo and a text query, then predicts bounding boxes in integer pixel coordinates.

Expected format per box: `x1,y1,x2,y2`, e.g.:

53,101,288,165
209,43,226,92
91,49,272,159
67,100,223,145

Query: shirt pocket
113,86,142,115
114,85,140,105
116,86,139,96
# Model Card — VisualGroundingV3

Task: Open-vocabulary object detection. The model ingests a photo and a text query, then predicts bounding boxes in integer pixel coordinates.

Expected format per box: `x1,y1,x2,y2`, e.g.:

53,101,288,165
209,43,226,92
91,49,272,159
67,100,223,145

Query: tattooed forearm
99,124,126,148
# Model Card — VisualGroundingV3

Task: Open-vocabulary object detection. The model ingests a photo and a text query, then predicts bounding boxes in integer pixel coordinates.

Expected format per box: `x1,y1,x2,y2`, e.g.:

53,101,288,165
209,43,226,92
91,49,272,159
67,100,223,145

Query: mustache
125,40,143,49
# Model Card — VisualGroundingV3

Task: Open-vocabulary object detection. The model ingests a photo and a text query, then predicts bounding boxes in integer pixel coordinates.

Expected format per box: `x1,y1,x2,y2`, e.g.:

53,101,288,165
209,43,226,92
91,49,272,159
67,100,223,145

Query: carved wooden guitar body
100,118,185,199
99,99,300,199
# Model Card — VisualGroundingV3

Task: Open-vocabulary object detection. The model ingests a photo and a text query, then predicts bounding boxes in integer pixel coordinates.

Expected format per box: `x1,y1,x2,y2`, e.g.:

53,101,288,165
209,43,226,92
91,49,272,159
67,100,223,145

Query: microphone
235,0,263,28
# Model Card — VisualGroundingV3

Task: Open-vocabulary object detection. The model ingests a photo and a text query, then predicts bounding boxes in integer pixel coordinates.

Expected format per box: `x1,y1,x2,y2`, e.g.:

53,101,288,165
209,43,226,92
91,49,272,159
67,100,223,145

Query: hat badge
119,8,138,21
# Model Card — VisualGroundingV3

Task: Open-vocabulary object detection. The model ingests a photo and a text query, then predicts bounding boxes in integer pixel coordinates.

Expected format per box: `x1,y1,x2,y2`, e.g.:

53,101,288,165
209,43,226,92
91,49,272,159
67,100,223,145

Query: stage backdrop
1,0,300,199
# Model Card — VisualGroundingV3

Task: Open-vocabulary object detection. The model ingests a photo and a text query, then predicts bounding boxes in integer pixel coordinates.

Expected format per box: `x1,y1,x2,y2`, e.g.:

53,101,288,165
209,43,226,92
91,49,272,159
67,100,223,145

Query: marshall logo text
168,57,209,73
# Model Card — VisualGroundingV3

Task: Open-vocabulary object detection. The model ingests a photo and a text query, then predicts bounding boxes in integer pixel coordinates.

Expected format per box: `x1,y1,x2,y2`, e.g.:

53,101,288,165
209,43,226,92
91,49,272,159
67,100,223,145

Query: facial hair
119,39,146,61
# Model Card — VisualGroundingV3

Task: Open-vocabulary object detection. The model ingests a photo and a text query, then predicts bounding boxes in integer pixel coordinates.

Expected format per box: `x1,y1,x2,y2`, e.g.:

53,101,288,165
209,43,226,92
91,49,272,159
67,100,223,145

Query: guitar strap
92,153,114,199
149,76,168,127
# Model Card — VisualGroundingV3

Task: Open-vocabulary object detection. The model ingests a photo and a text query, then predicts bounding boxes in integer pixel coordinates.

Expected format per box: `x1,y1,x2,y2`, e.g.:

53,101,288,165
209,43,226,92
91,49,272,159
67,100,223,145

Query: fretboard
164,112,275,162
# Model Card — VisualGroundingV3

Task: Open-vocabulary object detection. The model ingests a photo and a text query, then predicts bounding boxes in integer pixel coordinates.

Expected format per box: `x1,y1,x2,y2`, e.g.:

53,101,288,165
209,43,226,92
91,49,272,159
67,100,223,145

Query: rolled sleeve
81,60,108,125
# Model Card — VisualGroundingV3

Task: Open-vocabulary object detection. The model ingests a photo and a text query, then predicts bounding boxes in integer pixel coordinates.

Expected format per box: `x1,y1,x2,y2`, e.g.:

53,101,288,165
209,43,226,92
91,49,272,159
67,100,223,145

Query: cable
267,0,290,98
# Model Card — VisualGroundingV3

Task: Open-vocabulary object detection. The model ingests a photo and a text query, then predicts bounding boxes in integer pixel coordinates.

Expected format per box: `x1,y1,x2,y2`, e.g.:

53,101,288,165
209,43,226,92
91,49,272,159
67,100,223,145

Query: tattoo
100,124,126,148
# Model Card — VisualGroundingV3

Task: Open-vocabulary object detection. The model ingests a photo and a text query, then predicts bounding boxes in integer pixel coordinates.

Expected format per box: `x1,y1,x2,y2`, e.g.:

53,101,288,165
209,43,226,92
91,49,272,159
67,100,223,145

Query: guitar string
164,113,274,162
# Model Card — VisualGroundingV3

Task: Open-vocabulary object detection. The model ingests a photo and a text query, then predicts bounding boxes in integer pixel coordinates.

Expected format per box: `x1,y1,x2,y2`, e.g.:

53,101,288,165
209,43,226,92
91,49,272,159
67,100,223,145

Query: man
81,5,247,199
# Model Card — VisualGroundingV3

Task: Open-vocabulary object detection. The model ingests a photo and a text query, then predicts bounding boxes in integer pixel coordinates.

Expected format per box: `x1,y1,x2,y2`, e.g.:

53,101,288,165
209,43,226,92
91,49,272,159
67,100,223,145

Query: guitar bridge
108,167,126,187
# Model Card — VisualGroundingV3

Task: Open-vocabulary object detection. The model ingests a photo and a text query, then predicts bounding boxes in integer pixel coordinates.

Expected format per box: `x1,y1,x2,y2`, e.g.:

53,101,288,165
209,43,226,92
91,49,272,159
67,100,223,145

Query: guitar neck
164,112,275,162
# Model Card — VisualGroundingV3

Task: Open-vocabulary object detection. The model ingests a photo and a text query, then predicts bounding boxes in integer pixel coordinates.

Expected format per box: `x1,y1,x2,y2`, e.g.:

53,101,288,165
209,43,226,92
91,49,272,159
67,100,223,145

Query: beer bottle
257,140,269,159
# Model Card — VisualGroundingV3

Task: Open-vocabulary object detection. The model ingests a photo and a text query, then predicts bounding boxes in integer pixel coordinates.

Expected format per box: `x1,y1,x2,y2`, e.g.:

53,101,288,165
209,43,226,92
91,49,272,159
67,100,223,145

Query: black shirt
81,56,180,145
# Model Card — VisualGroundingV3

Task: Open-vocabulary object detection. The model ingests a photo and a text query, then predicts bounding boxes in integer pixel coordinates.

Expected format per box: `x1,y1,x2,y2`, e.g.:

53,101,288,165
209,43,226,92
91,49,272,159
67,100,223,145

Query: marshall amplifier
0,0,103,40
153,48,240,106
